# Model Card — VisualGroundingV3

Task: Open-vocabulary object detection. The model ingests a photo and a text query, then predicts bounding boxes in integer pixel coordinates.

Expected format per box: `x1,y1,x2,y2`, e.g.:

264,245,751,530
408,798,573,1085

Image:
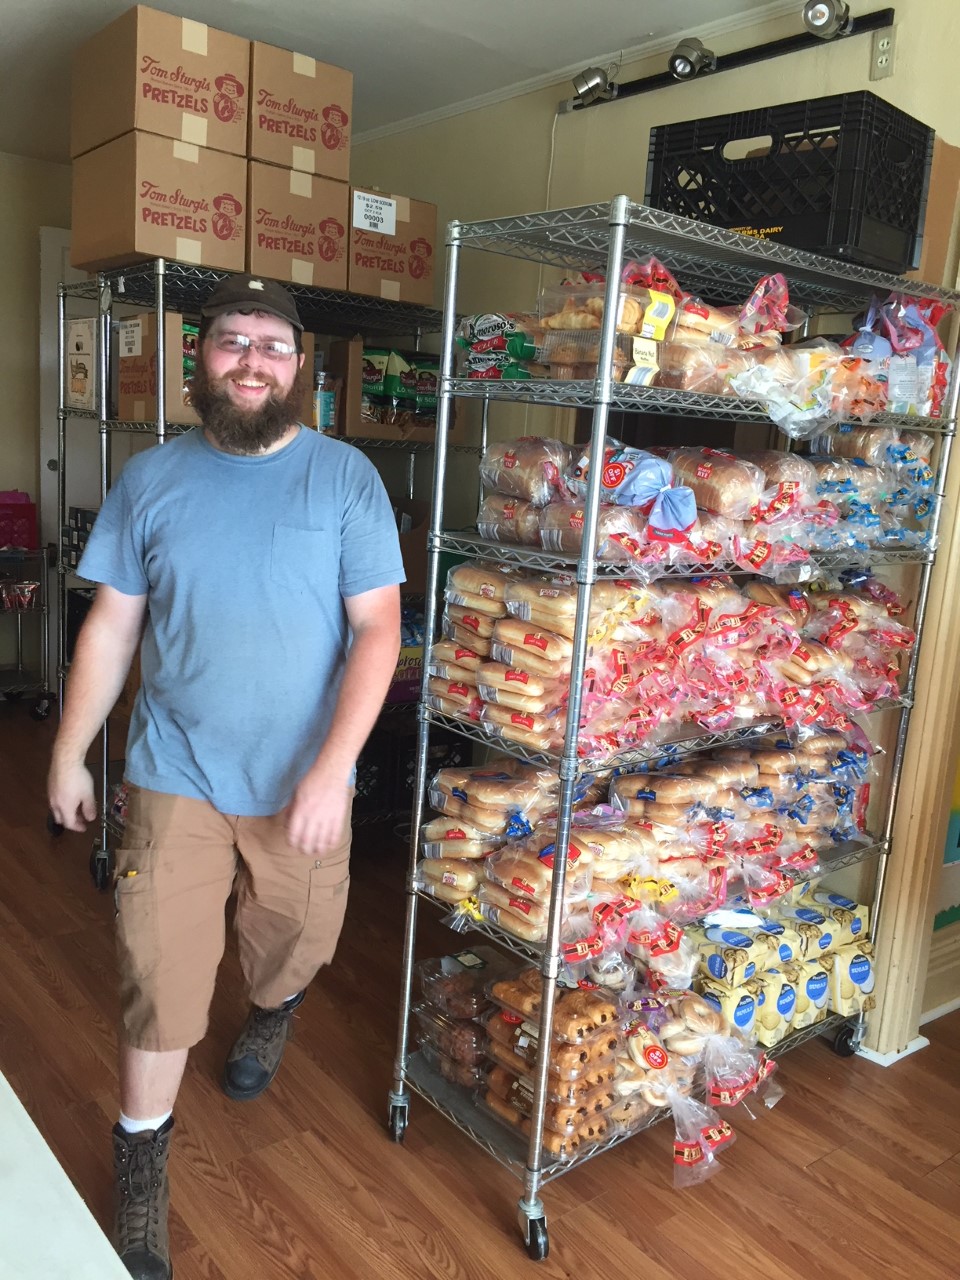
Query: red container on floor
0,492,39,549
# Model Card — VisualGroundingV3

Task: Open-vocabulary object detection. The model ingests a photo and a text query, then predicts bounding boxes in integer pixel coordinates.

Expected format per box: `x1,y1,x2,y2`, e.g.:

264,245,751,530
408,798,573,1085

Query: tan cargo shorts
114,783,352,1051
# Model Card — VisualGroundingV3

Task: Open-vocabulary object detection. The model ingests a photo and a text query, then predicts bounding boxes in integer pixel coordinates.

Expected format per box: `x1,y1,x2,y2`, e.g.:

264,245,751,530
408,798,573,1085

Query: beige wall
353,0,960,321
0,151,71,495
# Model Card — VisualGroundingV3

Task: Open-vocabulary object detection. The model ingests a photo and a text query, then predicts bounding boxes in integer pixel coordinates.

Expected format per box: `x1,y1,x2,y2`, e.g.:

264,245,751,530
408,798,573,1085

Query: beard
189,359,307,453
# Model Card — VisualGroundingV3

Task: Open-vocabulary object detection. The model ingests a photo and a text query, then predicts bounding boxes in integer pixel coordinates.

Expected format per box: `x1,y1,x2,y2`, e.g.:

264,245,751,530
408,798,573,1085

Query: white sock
118,1109,172,1135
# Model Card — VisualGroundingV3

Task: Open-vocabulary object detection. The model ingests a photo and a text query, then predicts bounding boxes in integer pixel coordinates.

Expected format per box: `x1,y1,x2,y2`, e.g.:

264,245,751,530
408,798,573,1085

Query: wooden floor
2,704,959,1280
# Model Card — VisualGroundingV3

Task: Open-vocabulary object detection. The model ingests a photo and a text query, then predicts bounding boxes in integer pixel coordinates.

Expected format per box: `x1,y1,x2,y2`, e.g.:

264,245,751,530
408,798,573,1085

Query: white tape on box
176,238,203,264
379,280,401,301
290,259,314,285
172,141,200,164
394,196,411,224
180,115,207,147
291,146,315,173
181,19,208,56
292,53,316,77
289,170,313,198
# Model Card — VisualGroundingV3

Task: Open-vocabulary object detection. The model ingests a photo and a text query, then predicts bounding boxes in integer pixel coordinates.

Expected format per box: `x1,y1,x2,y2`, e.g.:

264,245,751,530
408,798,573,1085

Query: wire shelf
452,201,960,311
63,261,444,338
414,890,545,965
64,409,192,435
434,532,935,577
0,668,44,695
445,376,957,434
404,1008,850,1182
331,434,481,455
423,697,907,775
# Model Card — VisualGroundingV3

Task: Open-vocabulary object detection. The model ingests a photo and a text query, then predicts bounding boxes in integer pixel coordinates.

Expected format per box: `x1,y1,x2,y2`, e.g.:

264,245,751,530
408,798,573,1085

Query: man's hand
48,758,98,832
286,768,352,856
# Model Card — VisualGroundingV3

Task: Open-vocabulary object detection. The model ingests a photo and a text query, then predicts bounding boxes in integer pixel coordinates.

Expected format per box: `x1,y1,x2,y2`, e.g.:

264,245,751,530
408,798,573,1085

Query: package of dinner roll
477,494,542,546
669,1088,736,1188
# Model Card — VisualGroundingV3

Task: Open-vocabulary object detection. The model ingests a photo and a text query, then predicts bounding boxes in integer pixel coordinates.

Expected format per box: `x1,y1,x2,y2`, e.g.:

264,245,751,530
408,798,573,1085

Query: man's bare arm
286,583,401,855
48,584,148,831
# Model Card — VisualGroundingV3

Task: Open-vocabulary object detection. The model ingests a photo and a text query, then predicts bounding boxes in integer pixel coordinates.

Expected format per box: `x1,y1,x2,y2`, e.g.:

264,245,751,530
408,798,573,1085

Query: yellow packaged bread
822,941,876,1016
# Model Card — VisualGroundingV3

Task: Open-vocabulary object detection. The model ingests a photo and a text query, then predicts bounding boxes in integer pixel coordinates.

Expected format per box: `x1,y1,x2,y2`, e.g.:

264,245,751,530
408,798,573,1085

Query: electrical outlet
871,26,896,81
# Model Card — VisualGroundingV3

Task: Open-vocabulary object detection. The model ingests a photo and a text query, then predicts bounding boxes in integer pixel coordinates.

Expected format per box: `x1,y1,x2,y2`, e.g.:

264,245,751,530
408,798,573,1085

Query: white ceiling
5,0,795,165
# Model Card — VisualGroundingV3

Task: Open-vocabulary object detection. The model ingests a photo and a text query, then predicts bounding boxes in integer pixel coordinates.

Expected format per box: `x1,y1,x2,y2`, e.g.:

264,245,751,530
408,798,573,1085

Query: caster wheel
388,1103,408,1144
47,812,64,838
525,1219,549,1261
31,699,51,721
89,846,113,892
832,1024,859,1058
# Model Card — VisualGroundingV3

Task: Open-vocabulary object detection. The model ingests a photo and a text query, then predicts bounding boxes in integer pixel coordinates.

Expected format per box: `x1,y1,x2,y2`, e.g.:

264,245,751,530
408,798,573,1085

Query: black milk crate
646,91,934,274
395,726,473,814
354,726,401,819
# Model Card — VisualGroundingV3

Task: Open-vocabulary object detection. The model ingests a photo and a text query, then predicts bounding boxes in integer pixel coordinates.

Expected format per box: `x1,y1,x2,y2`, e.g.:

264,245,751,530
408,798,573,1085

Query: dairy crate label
353,191,397,237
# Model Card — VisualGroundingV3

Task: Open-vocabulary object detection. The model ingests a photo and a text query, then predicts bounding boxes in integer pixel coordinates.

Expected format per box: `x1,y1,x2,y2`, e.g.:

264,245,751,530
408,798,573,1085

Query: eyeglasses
210,334,298,361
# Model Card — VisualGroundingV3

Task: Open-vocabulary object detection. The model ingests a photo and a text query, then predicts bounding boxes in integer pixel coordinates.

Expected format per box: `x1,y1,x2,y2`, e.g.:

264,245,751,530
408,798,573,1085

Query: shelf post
390,221,464,1107
519,195,632,1213
56,283,67,716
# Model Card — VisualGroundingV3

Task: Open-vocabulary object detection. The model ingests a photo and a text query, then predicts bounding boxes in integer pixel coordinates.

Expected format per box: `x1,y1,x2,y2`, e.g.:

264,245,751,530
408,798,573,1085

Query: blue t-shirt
78,427,405,816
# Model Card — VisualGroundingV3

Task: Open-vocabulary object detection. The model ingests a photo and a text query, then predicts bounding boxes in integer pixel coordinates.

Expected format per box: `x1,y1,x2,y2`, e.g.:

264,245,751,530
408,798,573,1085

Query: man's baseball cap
201,275,304,331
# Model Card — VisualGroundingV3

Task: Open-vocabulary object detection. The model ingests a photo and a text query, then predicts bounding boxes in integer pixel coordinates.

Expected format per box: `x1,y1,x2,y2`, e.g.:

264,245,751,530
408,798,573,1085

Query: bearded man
47,275,404,1279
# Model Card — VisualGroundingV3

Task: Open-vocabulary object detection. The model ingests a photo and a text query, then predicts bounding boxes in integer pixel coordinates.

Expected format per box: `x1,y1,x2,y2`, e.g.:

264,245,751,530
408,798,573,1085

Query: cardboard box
249,41,352,181
386,644,424,704
116,312,200,425
116,310,314,425
396,498,429,595
65,318,98,411
910,137,960,288
71,131,246,273
247,161,348,288
327,336,463,445
348,187,437,306
71,6,250,159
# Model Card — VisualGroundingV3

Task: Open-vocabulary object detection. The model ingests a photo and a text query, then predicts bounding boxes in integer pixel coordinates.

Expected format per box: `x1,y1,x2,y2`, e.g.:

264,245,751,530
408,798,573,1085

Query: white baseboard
857,1035,930,1067
920,995,960,1025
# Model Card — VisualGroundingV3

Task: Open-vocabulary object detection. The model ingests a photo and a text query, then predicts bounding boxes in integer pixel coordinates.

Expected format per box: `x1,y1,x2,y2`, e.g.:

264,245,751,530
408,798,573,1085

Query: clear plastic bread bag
479,437,574,506
703,1031,782,1115
738,273,807,338
623,902,700,989
477,494,542,545
729,341,845,439
667,448,767,520
669,1088,736,1188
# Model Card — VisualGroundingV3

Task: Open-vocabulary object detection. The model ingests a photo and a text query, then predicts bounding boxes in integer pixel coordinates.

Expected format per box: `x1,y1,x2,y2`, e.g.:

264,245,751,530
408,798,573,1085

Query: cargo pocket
288,857,351,975
114,840,161,981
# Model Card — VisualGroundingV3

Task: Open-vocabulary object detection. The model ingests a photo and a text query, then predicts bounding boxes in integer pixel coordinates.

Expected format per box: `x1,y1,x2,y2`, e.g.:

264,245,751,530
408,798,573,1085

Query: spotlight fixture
571,65,618,105
668,37,717,81
802,0,852,39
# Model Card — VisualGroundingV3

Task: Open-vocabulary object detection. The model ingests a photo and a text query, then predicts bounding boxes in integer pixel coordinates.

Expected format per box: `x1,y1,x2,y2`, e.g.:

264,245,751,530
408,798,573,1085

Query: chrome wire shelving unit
388,196,960,1260
55,258,446,884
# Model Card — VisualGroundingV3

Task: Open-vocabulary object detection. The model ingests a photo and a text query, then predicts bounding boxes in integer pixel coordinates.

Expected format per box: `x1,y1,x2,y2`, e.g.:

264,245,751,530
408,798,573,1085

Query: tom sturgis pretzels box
71,5,250,159
71,131,246,273
348,188,438,306
247,161,348,288
249,41,352,182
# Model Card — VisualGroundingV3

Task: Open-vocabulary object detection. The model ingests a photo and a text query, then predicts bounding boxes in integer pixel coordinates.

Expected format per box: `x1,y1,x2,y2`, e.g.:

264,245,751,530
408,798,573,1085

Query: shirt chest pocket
271,524,340,591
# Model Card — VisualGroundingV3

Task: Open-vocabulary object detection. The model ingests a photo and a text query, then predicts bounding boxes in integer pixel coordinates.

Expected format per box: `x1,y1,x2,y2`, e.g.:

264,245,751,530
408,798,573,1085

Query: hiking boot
112,1115,174,1280
222,990,305,1101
